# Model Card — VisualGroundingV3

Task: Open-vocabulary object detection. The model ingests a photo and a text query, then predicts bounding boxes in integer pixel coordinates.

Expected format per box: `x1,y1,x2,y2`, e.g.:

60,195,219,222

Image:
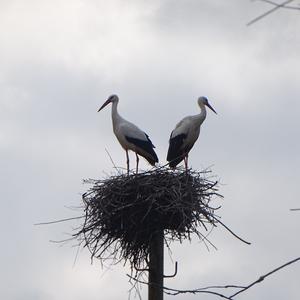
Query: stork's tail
167,133,186,169
167,155,184,168
142,147,159,166
125,136,159,166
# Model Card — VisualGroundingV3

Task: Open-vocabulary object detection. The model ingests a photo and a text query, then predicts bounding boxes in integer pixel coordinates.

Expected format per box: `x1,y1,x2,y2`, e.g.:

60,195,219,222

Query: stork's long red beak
206,102,217,114
98,99,112,112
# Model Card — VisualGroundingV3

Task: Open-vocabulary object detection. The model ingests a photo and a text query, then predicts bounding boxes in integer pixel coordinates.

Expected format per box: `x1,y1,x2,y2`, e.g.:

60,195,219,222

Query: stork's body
99,95,158,174
167,96,217,170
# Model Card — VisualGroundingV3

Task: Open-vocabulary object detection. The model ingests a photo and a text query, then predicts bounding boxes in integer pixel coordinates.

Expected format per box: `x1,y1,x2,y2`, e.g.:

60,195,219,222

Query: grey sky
1,0,299,299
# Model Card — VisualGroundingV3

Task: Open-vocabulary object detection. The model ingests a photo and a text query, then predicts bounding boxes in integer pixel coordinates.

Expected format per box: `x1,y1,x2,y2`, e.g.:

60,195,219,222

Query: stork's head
198,96,217,114
98,94,119,112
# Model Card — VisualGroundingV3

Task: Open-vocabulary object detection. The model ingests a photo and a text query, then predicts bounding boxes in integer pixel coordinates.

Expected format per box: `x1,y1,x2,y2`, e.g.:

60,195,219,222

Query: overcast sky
1,0,300,299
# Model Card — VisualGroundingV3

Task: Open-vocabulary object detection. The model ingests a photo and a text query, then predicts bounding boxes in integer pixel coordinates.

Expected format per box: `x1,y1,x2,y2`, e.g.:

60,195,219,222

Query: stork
167,96,217,170
98,94,158,175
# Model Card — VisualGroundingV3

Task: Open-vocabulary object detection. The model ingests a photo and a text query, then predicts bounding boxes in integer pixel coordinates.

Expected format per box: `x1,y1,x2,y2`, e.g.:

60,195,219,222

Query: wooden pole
148,229,164,300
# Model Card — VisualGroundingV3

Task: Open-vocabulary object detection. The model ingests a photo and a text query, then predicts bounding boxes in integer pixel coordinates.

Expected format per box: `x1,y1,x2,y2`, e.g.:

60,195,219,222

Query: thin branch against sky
257,0,300,9
247,0,297,26
128,257,300,299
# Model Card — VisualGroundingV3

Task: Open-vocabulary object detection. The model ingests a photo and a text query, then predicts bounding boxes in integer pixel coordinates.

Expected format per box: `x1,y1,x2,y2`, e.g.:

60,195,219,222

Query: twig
230,256,300,298
34,216,84,225
212,216,251,245
105,148,122,175
247,0,295,26
126,274,234,299
127,257,300,299
256,0,300,9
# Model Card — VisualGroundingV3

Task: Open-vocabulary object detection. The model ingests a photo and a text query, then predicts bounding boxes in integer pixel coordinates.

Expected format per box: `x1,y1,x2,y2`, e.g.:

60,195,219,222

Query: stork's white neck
111,100,123,128
196,102,207,125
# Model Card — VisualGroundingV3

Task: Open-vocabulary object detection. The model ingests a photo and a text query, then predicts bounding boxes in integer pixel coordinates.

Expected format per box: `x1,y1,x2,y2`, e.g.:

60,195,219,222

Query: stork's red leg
184,154,189,172
186,154,189,170
135,153,139,174
126,150,129,175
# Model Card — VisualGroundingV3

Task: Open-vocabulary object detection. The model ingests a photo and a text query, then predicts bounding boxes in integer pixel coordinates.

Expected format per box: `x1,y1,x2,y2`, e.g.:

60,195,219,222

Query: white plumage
98,94,158,174
167,96,217,170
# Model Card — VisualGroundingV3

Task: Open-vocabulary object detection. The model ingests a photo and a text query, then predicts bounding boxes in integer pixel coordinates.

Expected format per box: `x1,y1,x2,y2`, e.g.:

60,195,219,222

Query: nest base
75,167,221,268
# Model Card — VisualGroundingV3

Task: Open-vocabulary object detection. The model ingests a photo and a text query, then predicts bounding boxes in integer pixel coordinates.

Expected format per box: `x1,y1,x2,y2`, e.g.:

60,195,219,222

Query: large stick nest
75,167,222,268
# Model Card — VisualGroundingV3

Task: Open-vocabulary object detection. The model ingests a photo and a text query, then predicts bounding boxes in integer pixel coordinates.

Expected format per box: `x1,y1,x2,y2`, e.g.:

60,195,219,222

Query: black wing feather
167,133,187,168
125,134,158,165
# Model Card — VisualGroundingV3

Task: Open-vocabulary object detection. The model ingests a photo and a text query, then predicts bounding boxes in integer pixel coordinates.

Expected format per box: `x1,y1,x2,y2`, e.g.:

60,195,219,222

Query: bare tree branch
229,256,300,298
128,256,300,299
126,274,237,299
212,216,251,245
247,0,296,26
257,0,300,9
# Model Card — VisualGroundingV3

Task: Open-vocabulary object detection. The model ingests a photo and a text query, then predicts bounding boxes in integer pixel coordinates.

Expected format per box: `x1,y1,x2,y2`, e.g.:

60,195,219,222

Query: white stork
167,96,217,170
98,94,158,174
